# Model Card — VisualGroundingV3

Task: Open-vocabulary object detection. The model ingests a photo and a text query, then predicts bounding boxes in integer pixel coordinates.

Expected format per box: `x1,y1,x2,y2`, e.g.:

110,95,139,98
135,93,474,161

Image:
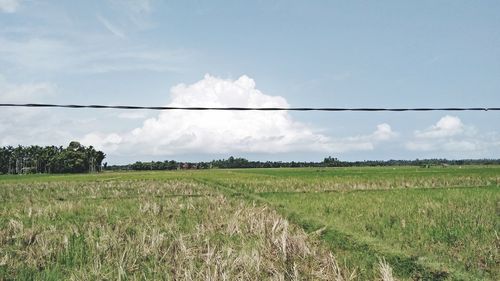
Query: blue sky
1,0,499,164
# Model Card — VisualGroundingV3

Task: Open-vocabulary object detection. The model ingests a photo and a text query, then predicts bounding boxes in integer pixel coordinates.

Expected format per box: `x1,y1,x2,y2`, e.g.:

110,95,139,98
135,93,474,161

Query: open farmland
1,166,499,280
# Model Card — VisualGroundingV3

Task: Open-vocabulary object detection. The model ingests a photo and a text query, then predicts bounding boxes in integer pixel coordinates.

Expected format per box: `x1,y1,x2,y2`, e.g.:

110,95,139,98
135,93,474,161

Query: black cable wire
0,103,499,111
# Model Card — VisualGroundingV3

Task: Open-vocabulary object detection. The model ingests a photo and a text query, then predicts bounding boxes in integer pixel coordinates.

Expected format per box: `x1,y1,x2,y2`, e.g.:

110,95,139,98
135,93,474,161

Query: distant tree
0,142,105,174
323,156,340,167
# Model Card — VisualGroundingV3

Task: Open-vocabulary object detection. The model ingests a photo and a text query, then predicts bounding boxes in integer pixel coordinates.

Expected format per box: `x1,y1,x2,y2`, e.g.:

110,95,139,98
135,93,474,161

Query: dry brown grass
378,258,397,281
0,179,373,280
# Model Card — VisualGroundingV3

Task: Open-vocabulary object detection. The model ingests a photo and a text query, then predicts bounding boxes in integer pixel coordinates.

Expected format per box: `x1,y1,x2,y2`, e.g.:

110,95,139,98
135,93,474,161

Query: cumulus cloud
372,123,398,141
406,115,500,153
81,75,396,156
0,0,20,13
414,115,464,138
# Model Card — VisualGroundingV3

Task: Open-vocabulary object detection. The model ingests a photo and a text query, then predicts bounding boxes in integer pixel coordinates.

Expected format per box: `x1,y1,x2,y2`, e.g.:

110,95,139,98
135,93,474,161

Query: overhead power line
0,103,499,112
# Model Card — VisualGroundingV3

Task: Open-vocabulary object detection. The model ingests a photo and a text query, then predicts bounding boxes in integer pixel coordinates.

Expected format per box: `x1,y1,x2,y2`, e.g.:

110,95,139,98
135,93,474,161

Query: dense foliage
107,156,500,171
0,141,105,174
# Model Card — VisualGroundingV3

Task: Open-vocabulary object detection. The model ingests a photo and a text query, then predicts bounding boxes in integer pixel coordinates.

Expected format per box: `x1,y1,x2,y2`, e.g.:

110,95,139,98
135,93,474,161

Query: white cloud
0,0,20,13
81,132,122,152
406,115,500,153
0,106,101,149
0,108,95,148
414,115,464,138
0,75,70,147
81,75,396,156
372,123,398,141
0,76,102,149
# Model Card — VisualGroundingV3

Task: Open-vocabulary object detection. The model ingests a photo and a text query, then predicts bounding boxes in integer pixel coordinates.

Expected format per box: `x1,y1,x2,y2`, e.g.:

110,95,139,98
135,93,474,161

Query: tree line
2,142,499,174
0,141,105,174
106,156,500,171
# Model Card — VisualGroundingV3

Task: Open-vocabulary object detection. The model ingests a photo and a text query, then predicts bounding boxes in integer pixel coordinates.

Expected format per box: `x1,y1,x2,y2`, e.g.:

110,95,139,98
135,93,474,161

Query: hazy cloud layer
0,75,99,148
0,0,20,13
0,75,56,102
82,75,397,156
0,37,190,74
0,0,187,75
97,15,126,38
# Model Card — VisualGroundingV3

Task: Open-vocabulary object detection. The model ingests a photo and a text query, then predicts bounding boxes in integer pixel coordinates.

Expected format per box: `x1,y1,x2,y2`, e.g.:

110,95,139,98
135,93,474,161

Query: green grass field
1,166,499,280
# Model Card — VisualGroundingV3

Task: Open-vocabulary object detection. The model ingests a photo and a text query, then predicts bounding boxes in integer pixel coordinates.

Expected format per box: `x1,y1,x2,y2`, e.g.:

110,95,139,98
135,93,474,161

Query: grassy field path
196,167,500,280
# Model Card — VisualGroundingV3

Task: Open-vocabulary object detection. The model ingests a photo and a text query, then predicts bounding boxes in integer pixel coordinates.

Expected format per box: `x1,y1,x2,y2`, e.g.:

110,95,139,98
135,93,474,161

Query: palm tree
0,142,105,174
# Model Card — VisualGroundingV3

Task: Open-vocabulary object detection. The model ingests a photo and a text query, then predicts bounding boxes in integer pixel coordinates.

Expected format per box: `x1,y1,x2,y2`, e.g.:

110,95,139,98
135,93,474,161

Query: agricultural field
0,166,499,280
